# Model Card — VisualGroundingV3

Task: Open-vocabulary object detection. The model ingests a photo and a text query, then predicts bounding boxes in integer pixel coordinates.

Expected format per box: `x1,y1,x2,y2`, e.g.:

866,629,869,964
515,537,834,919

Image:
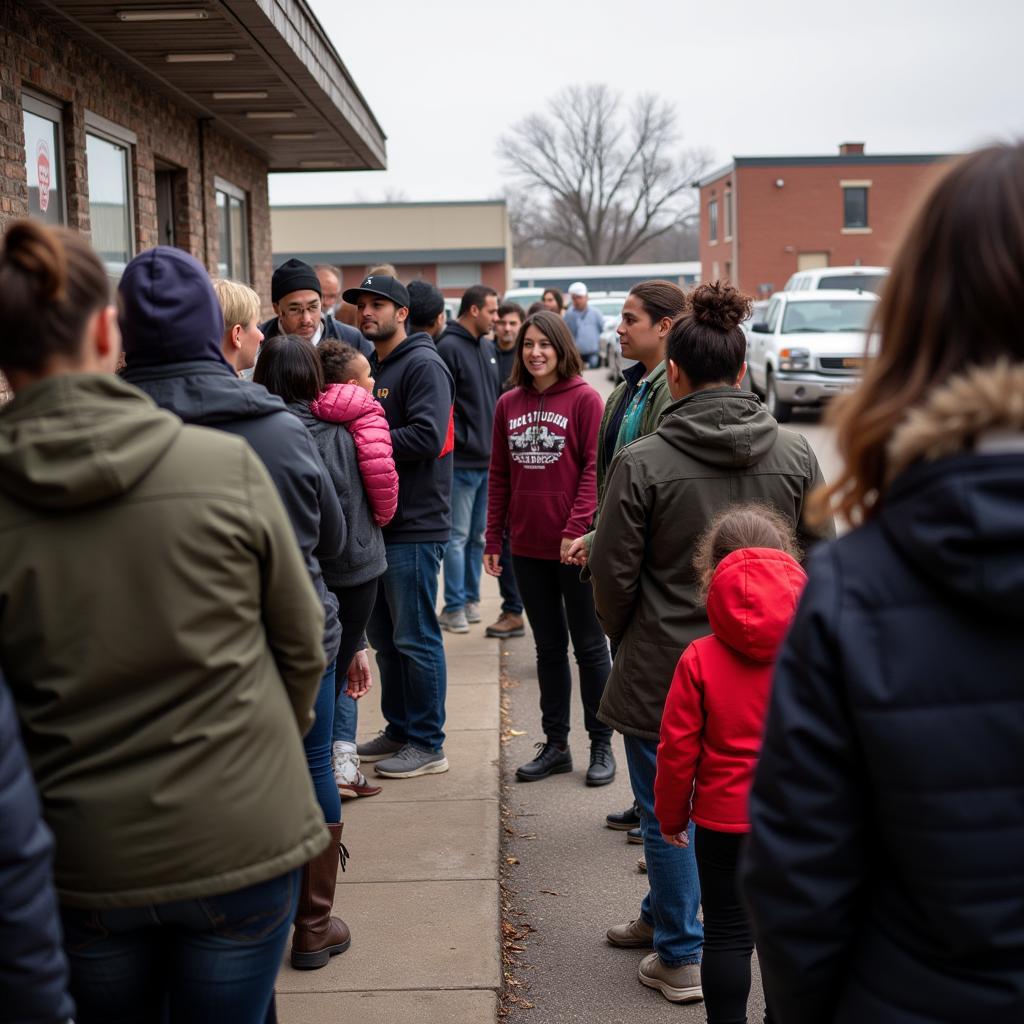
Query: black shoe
606,801,641,831
627,826,644,844
586,740,616,787
516,741,572,782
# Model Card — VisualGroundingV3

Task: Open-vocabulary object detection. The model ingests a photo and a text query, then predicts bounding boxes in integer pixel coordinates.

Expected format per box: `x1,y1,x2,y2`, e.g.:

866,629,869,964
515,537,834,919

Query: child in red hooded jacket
483,310,615,787
655,504,806,1024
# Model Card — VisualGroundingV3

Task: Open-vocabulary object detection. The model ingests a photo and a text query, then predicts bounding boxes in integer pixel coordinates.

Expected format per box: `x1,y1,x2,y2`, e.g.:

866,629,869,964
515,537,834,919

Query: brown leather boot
290,822,351,969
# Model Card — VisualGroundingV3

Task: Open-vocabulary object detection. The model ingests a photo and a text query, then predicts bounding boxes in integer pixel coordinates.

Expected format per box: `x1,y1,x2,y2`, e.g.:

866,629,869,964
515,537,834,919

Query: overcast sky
268,0,1024,207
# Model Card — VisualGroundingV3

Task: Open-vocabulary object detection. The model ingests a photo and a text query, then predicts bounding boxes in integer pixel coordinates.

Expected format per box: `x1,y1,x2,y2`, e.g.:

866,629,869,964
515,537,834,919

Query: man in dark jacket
588,295,832,1004
435,285,500,633
484,301,526,639
346,274,456,779
261,258,372,358
0,673,75,1024
119,248,346,678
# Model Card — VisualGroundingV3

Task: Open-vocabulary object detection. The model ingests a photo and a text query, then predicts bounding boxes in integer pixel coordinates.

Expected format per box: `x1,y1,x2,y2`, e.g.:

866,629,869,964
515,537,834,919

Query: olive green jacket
0,375,328,908
590,386,834,740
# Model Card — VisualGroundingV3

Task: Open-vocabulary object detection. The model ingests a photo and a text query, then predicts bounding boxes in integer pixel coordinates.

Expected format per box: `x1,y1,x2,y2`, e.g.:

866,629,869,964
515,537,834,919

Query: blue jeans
442,468,488,612
61,869,300,1023
624,735,703,966
329,578,381,746
498,531,522,614
366,542,447,752
305,662,340,822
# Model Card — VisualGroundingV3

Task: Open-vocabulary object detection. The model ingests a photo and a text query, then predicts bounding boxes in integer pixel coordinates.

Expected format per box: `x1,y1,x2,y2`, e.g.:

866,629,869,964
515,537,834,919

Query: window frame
708,198,719,243
841,180,871,233
22,90,68,226
214,176,251,284
84,111,137,276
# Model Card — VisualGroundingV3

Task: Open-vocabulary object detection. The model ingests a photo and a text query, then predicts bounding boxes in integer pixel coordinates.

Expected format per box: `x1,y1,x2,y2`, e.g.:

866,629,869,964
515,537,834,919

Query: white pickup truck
746,289,879,421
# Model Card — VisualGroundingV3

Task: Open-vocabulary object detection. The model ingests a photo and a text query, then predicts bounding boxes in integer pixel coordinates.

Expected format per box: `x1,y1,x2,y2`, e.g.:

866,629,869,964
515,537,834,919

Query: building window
723,190,732,239
843,186,869,229
22,93,66,225
215,178,250,283
437,262,482,289
85,112,136,277
708,199,719,243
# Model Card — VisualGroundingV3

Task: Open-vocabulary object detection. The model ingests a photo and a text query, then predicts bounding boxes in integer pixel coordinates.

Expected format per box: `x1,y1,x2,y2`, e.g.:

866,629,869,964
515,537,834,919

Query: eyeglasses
283,301,321,317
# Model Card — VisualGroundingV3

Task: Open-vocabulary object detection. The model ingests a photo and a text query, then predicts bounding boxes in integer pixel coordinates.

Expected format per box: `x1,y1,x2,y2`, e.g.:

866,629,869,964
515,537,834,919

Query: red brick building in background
696,143,951,297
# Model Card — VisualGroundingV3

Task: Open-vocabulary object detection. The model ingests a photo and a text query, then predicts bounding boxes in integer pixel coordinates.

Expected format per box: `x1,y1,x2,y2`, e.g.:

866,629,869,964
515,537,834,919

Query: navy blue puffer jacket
0,673,75,1022
740,366,1024,1024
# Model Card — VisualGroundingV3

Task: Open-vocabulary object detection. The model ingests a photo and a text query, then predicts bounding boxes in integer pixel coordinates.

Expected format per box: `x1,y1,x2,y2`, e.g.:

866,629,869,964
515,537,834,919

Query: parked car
782,265,888,295
588,292,628,367
745,289,879,421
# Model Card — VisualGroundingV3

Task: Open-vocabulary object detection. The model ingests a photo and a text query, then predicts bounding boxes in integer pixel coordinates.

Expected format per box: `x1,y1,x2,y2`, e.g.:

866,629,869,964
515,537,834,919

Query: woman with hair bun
588,280,833,1005
0,220,328,1021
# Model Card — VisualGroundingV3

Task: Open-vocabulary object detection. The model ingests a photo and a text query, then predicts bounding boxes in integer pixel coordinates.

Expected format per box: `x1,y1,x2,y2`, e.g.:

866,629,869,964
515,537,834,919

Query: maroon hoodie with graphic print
485,374,604,560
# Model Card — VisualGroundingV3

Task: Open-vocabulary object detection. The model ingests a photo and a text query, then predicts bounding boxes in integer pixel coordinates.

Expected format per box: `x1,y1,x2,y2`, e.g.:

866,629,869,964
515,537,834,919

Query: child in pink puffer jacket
312,342,398,527
311,340,398,800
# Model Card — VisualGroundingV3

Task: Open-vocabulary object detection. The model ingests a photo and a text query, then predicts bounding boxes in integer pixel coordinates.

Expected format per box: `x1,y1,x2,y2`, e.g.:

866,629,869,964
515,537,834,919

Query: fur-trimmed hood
880,361,1024,615
887,361,1024,481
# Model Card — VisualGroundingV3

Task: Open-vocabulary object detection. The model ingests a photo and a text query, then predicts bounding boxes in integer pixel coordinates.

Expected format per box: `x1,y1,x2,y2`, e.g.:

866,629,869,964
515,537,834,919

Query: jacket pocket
508,490,571,540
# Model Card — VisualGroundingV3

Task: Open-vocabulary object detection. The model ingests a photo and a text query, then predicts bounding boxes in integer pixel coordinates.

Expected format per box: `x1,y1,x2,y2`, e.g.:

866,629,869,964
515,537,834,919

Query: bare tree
500,84,710,266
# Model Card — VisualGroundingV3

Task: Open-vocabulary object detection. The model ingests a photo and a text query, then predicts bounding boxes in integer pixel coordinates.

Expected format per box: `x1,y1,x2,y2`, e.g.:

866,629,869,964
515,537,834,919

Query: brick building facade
697,143,951,296
1,0,384,313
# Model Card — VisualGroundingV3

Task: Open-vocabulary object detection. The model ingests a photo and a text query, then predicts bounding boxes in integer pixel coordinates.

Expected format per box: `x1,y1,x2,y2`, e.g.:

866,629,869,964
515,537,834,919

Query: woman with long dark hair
483,310,614,786
0,221,327,1021
741,142,1024,1024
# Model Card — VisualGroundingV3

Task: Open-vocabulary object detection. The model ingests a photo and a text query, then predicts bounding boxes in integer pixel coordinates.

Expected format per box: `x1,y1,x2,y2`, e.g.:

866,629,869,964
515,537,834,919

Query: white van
783,265,888,295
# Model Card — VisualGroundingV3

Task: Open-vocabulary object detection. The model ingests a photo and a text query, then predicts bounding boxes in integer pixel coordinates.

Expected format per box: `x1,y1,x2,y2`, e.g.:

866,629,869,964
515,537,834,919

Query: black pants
511,555,612,744
328,576,380,696
694,827,773,1024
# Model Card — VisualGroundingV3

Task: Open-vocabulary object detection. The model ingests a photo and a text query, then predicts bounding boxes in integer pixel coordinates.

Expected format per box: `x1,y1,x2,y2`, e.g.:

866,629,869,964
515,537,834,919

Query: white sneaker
438,609,469,633
332,740,359,786
465,601,481,623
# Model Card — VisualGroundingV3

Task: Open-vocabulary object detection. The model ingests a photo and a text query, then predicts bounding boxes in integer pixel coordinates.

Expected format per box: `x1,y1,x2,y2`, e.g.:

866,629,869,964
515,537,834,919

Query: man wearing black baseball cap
260,258,371,357
345,274,456,780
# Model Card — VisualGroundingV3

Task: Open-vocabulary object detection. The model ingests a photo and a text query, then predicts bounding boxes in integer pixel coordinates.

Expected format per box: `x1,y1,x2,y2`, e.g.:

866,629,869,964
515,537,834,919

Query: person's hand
559,537,578,564
484,553,503,577
661,830,689,848
565,536,588,567
345,649,372,700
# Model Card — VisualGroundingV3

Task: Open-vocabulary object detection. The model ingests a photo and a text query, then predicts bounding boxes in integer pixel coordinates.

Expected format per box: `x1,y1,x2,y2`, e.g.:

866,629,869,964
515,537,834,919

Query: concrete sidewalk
275,579,504,1023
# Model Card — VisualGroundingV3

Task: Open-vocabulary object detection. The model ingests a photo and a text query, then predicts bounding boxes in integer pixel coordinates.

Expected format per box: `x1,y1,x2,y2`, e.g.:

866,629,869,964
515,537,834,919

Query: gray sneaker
356,731,404,762
638,954,703,1003
374,744,450,778
464,601,481,623
438,609,469,633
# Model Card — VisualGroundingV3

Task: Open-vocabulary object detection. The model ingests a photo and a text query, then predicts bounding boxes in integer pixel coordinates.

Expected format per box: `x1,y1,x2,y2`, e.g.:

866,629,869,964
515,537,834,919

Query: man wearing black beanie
261,258,372,358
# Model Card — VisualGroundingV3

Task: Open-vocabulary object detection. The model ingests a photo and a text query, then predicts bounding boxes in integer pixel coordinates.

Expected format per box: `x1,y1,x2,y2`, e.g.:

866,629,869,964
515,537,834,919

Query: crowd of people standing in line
2,140,1024,1024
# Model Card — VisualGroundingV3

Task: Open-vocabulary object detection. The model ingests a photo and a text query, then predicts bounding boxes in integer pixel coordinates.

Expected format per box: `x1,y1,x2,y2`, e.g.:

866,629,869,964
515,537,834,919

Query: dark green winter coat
0,374,328,908
591,386,833,740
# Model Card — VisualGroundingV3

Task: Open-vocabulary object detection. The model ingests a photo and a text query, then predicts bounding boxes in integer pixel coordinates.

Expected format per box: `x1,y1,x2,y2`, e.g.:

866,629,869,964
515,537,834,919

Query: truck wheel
765,370,793,423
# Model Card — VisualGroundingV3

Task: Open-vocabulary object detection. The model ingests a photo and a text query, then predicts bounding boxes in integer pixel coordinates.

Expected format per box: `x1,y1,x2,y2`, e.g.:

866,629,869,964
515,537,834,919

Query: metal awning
38,0,386,172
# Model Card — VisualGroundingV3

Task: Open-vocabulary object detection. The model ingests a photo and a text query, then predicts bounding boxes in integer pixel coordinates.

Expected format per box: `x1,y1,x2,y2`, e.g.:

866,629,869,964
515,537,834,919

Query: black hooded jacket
370,332,455,543
741,365,1024,1024
436,320,500,469
122,361,344,663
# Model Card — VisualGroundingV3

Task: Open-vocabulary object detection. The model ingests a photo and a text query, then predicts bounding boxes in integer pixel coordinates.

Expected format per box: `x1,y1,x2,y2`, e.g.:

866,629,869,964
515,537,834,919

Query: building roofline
271,199,507,210
696,152,954,188
272,247,508,265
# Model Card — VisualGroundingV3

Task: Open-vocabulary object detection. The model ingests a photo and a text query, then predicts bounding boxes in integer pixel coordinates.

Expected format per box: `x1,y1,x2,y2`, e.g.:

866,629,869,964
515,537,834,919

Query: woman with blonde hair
741,142,1024,1023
